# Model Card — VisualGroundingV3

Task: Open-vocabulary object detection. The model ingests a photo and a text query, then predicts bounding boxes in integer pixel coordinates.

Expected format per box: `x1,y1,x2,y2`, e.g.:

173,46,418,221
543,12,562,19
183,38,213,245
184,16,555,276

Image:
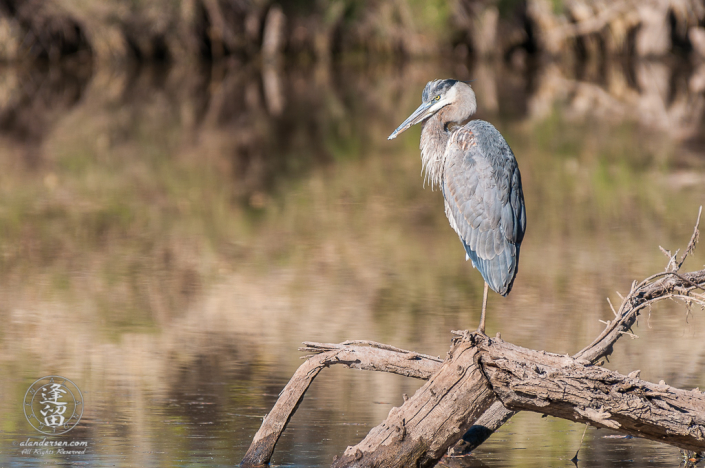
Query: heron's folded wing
442,122,525,295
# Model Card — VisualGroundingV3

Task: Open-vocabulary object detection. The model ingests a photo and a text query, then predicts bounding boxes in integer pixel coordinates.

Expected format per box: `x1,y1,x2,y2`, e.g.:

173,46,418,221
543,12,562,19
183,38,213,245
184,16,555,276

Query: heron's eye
435,95,440,101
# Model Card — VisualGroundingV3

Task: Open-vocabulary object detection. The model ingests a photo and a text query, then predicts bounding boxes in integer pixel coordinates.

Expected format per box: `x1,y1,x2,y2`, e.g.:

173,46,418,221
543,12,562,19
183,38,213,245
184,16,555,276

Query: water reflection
0,57,704,467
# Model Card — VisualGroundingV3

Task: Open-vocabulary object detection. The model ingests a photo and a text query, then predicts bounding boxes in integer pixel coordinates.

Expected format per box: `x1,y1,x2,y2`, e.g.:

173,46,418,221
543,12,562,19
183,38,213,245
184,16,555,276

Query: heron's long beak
387,101,434,140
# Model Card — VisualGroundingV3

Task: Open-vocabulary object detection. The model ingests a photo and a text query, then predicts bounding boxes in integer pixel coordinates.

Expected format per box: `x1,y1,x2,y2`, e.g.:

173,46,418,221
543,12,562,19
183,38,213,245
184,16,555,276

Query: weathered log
480,337,705,453
331,339,497,468
240,341,442,466
328,332,705,467
241,212,705,467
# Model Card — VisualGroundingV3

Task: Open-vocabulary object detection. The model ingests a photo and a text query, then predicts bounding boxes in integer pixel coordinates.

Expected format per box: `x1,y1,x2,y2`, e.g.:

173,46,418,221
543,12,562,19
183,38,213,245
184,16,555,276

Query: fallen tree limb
240,341,442,466
241,209,705,467
481,336,705,453
330,341,497,468
328,333,705,468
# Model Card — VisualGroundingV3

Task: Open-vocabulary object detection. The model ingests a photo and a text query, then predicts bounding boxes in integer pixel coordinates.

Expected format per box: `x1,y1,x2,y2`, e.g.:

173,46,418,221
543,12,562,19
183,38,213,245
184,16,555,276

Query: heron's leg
477,282,489,334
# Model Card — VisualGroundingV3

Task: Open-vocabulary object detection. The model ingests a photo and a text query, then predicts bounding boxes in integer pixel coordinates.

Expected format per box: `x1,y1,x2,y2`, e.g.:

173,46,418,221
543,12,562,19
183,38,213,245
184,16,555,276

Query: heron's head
388,79,477,140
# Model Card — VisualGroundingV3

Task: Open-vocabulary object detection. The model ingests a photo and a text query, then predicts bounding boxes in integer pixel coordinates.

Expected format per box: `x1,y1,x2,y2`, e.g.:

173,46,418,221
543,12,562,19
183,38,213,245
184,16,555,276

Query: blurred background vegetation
0,0,704,63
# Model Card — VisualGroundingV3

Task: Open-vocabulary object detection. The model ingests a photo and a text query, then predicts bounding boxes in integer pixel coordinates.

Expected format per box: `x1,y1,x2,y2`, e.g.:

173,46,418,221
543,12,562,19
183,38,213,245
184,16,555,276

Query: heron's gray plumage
389,79,526,299
443,120,525,296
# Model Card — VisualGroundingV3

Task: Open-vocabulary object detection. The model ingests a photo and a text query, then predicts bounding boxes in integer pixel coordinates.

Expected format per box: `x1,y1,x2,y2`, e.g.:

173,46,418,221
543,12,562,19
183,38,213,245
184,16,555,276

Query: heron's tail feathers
462,241,520,296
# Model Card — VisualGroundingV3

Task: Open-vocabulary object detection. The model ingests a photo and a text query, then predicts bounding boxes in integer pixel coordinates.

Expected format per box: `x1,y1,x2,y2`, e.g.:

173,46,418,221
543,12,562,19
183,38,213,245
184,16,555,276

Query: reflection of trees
0,65,90,166
468,58,705,160
0,57,696,198
526,61,705,143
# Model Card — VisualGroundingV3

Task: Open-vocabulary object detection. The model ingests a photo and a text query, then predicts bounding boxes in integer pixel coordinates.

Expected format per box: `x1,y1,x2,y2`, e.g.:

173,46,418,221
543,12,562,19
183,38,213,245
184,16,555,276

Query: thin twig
571,424,589,463
607,297,618,318
659,246,679,272
341,340,443,361
301,340,443,362
678,206,702,270
670,294,705,305
618,330,639,339
659,245,673,260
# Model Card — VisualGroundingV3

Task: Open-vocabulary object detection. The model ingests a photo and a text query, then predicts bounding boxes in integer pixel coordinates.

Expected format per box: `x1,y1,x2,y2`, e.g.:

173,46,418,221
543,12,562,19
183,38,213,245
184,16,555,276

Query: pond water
0,57,704,467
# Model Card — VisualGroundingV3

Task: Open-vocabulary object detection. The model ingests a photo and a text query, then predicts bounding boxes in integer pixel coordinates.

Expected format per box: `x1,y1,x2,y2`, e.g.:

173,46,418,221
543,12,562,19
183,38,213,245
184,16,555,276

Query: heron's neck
420,112,449,189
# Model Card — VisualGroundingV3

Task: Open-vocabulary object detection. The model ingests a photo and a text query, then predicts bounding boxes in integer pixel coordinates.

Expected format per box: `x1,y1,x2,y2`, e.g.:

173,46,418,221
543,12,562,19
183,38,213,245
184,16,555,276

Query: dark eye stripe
422,79,457,102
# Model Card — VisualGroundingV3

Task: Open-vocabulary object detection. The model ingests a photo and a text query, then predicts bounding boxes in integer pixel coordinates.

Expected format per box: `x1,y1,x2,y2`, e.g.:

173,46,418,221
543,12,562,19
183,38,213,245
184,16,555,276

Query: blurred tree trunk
635,1,671,56
0,0,91,61
0,0,704,62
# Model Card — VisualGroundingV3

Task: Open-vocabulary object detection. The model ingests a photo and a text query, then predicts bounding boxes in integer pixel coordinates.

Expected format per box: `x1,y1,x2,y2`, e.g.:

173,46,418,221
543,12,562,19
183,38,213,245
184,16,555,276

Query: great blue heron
388,79,526,334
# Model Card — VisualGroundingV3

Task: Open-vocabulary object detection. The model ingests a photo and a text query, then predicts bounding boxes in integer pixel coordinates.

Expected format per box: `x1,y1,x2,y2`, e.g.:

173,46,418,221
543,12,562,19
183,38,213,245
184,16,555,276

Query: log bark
480,337,705,453
331,340,496,468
